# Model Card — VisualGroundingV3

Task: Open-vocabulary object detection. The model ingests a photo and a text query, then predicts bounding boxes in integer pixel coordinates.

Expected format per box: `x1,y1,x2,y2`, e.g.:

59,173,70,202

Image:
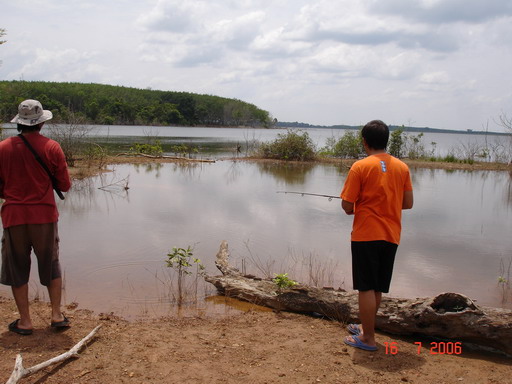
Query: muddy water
1,161,511,319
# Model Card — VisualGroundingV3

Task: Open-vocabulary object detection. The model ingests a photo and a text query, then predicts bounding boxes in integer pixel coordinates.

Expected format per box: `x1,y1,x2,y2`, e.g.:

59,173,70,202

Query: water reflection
1,160,511,319
256,161,316,184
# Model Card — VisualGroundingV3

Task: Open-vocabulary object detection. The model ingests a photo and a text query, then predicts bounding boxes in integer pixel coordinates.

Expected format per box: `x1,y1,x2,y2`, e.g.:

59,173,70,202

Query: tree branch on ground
6,325,101,384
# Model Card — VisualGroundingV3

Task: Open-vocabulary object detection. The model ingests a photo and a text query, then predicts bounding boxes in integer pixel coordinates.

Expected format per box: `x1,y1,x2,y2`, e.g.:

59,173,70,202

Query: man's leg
3,226,33,330
353,290,382,336
11,284,33,330
47,277,66,323
31,223,67,325
352,290,378,347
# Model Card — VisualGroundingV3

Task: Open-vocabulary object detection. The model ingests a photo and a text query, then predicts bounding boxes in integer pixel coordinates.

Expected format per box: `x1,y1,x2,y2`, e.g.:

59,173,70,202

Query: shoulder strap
17,134,65,200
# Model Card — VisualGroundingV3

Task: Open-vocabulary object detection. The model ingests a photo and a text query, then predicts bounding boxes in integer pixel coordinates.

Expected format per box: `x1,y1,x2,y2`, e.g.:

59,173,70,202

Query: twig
98,176,130,191
6,325,102,384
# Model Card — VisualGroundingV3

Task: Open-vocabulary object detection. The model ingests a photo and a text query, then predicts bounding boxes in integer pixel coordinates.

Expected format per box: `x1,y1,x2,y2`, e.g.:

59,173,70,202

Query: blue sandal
347,323,362,336
344,335,378,351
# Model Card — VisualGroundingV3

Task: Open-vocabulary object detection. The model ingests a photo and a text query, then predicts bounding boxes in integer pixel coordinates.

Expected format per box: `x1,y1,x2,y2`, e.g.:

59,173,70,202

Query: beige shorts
1,223,61,287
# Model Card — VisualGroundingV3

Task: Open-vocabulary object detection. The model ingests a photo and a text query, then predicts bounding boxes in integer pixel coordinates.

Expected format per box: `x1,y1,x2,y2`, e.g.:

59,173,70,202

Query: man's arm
49,142,71,192
402,190,414,210
341,200,354,215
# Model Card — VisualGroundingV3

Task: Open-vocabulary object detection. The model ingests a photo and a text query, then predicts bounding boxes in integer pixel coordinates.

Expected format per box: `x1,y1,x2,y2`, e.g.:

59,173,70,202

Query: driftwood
6,325,102,384
116,153,215,163
205,241,512,356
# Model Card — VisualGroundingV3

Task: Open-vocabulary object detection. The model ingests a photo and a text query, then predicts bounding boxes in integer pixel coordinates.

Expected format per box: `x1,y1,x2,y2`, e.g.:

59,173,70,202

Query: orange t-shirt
340,153,412,244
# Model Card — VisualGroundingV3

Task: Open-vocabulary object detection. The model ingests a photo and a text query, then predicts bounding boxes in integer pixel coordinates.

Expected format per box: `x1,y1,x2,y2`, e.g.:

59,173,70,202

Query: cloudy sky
1,0,512,131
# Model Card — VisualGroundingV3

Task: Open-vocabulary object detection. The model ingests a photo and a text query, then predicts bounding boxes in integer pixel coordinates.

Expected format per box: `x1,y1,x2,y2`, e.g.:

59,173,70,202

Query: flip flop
344,335,378,351
8,319,33,335
51,315,70,328
347,323,362,336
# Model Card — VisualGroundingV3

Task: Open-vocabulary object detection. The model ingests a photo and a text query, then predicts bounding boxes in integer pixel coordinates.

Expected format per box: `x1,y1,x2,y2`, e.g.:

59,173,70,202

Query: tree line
0,81,274,128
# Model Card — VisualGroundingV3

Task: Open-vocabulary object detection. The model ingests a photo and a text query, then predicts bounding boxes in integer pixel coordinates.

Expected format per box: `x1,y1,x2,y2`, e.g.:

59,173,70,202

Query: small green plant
166,246,205,304
171,144,199,158
273,273,298,290
130,140,163,156
405,132,426,159
441,154,458,163
166,246,205,276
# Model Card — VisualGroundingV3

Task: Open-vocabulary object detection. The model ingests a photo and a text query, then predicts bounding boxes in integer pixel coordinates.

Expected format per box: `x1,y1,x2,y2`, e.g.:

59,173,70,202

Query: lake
0,126,511,319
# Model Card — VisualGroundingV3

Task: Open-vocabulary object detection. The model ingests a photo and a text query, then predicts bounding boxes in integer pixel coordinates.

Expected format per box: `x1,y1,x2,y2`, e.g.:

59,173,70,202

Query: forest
0,80,273,128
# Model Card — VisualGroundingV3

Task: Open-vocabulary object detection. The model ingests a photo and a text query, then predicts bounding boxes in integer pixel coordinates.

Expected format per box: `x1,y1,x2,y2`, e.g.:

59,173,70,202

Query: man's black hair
17,123,43,133
361,120,389,150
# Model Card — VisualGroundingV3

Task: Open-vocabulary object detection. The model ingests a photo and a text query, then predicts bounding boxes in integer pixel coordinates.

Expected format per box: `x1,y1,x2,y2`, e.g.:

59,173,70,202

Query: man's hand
342,200,355,215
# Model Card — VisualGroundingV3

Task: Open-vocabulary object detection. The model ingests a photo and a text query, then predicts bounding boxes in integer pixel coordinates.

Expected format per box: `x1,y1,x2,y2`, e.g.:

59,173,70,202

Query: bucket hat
11,99,53,126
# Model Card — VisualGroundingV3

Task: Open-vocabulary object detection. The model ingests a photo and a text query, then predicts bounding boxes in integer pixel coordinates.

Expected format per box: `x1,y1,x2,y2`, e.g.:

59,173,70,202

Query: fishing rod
276,191,341,201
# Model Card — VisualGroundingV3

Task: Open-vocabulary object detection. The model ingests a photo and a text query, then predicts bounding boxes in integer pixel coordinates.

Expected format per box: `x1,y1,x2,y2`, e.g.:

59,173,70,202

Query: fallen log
204,241,512,356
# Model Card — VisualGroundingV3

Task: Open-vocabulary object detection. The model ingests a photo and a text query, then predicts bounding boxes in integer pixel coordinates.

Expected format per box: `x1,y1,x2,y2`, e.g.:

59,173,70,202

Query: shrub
259,129,316,161
320,130,363,159
388,128,405,158
330,130,363,158
129,140,163,156
83,143,109,169
273,273,298,291
404,132,426,159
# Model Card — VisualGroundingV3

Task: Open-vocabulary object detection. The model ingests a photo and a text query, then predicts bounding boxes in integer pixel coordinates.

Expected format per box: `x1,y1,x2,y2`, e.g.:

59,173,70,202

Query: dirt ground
1,295,511,384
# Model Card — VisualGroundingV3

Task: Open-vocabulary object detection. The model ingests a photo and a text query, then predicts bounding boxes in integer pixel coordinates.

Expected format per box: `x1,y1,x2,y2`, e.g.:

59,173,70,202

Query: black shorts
1,223,61,287
351,240,398,293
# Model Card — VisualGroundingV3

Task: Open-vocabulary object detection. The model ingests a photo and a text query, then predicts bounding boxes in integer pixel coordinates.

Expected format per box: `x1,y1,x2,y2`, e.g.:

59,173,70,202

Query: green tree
0,80,272,128
388,128,405,158
333,130,363,158
321,130,363,158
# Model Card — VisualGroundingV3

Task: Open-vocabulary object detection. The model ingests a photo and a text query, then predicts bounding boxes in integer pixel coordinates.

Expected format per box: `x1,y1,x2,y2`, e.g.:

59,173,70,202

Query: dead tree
205,241,512,356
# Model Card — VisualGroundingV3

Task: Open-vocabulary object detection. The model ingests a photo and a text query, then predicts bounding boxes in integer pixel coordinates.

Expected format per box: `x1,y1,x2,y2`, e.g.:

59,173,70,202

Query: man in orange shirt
340,120,413,351
0,99,71,335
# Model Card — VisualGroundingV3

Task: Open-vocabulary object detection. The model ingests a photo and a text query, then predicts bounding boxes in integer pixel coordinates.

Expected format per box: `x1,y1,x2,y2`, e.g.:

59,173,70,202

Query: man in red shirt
340,120,413,351
0,99,71,335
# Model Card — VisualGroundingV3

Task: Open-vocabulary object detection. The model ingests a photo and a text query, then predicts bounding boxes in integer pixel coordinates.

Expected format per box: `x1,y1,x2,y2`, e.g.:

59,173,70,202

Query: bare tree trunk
205,241,512,356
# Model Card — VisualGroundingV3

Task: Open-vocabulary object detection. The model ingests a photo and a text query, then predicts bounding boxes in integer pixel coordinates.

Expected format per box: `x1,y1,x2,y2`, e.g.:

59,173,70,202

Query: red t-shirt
341,153,413,244
0,133,71,228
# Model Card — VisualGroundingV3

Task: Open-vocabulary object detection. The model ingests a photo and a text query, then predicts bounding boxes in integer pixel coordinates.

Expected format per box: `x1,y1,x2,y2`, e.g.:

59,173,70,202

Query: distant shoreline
276,122,510,136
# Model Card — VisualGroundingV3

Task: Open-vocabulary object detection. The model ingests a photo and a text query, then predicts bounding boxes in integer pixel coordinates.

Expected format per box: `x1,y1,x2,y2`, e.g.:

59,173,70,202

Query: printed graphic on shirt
380,160,387,173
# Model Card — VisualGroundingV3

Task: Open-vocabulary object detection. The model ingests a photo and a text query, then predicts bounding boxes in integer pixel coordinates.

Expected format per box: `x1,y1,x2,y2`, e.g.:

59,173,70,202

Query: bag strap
17,134,65,200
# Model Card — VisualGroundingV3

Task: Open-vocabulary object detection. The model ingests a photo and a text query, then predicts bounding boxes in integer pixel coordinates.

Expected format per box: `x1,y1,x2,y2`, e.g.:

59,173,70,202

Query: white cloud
6,48,101,82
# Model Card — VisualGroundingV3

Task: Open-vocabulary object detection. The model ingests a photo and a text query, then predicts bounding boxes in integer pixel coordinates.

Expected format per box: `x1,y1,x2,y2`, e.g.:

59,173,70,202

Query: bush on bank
258,129,317,161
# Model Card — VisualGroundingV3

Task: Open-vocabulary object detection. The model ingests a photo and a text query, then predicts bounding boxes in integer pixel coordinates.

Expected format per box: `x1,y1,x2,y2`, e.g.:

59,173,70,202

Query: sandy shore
1,296,511,384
